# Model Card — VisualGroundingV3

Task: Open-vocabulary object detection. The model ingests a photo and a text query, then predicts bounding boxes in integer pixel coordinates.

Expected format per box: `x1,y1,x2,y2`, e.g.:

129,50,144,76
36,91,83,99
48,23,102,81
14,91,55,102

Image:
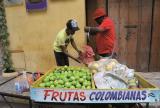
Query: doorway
85,0,155,72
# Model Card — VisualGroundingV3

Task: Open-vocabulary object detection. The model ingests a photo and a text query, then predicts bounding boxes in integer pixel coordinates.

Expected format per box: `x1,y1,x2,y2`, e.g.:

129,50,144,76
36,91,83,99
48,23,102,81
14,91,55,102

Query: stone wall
0,41,3,73
0,2,3,73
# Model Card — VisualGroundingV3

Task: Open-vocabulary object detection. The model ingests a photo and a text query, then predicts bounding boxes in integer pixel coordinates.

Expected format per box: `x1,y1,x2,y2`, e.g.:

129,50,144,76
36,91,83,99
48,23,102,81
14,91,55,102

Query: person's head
93,8,107,25
66,19,80,35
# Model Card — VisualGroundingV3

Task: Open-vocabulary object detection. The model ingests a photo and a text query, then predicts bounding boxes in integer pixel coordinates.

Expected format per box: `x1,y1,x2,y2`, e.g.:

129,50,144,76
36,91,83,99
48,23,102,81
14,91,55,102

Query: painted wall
5,0,86,72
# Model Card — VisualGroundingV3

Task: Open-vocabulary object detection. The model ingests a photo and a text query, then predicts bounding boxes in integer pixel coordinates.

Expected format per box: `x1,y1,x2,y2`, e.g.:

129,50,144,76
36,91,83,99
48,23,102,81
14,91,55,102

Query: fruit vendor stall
30,59,160,108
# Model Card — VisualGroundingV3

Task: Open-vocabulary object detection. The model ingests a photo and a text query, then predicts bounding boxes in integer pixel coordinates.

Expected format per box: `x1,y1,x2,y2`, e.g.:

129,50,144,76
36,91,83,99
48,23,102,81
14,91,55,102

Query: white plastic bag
14,71,30,94
94,72,128,89
94,72,111,89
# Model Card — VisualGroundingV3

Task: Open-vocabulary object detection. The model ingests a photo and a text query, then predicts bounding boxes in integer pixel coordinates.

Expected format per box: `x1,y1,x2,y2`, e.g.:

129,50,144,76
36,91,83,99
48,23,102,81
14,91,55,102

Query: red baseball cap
93,8,106,20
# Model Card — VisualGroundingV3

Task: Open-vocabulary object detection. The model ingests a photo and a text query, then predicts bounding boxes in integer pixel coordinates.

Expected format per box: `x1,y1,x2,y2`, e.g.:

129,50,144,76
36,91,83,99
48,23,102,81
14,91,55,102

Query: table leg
1,95,13,108
29,99,32,108
146,103,149,108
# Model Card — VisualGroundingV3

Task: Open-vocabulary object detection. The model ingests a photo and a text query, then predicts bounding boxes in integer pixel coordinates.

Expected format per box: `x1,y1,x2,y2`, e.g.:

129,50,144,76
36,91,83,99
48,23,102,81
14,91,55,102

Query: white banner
30,88,160,103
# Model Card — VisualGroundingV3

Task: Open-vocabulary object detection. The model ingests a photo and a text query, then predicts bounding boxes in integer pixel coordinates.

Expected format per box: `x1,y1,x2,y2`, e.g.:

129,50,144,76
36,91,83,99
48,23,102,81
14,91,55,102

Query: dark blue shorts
54,51,69,66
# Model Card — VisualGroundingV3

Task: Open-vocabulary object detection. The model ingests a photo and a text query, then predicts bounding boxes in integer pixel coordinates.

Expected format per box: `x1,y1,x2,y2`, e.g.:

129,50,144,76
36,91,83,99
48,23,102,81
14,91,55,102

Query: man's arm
60,45,81,63
70,38,81,54
84,26,108,35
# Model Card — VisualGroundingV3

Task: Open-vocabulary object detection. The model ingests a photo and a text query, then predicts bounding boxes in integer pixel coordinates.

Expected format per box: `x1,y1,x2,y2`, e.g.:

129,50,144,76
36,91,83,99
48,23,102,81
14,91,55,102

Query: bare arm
70,38,81,54
84,26,108,35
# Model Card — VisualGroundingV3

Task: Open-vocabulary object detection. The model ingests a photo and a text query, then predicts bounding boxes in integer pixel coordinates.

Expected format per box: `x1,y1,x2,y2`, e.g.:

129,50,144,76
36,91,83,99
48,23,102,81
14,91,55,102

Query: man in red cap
84,8,117,58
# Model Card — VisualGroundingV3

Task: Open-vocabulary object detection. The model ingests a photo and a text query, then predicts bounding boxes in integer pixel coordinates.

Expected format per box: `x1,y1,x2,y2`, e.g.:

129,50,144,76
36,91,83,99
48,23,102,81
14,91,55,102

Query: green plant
0,1,14,73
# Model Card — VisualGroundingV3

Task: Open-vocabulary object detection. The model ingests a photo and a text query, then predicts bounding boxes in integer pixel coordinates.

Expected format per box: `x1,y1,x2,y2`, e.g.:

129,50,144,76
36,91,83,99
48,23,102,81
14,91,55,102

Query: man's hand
77,50,82,55
84,26,107,33
84,27,90,32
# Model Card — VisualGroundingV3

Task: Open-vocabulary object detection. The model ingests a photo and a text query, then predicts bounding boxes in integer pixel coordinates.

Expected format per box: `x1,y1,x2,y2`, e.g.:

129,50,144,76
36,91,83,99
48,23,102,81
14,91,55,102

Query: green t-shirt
53,28,73,52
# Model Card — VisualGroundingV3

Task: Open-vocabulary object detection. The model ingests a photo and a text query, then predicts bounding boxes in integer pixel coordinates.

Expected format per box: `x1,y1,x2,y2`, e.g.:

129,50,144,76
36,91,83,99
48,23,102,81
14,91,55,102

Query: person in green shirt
53,19,82,66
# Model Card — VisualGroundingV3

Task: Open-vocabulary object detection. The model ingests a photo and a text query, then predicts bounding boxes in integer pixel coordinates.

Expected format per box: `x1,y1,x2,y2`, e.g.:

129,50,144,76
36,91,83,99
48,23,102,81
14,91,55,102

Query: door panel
149,0,160,71
125,0,139,69
108,0,152,71
136,0,152,71
86,0,98,26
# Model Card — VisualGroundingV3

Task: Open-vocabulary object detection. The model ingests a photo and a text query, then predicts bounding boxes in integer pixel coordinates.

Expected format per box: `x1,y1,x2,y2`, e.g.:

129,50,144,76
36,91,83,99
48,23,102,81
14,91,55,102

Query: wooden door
108,0,153,71
85,0,155,71
149,0,160,71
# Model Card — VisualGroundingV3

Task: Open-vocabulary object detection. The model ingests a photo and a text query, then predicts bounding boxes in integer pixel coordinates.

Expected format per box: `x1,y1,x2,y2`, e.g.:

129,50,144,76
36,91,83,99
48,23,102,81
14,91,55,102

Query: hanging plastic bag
79,45,95,65
14,71,30,94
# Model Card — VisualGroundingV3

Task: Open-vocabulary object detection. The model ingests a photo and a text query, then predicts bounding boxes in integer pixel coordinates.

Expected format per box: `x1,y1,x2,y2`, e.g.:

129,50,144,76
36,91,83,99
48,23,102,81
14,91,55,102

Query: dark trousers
54,51,69,66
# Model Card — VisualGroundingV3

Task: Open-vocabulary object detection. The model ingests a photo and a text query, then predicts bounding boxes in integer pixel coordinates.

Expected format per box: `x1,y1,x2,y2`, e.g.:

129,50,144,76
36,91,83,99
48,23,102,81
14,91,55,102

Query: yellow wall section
5,0,86,72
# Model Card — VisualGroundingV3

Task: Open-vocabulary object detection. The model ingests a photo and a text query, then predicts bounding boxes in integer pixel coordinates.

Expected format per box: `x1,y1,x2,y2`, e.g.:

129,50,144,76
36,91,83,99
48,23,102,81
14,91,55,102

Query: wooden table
138,72,160,88
0,72,32,108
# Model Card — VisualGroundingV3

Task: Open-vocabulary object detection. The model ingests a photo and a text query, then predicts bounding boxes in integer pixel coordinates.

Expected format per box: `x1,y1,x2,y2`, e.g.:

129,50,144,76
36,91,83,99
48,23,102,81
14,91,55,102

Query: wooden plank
86,0,107,26
118,0,128,65
108,0,153,72
108,0,138,69
97,0,106,9
136,0,152,71
135,73,156,88
138,72,160,88
126,0,139,69
10,50,24,53
86,0,98,26
149,0,160,71
85,0,98,56
108,0,120,60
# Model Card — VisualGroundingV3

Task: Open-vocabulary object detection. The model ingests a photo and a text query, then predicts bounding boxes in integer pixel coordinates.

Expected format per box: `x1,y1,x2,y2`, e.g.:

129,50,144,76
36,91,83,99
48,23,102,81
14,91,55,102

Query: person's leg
63,53,69,66
54,51,65,66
